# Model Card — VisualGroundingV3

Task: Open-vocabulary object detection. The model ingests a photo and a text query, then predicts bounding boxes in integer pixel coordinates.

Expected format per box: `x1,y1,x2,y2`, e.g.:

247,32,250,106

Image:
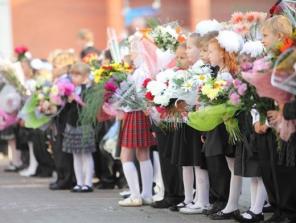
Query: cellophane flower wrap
0,60,24,130
188,73,249,143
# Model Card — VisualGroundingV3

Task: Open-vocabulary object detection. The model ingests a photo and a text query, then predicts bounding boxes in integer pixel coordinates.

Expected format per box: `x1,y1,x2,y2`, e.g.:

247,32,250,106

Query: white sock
8,139,22,167
82,153,94,187
73,153,84,186
122,162,141,199
182,166,194,204
222,157,242,214
250,177,267,214
140,160,153,199
250,178,258,209
152,151,164,193
19,142,38,176
194,166,210,207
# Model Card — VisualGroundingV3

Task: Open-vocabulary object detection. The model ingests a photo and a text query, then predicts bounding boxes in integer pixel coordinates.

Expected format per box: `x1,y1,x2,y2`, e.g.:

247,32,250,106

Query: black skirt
171,123,206,168
154,125,175,159
203,124,229,157
277,132,296,167
234,134,261,177
0,126,15,141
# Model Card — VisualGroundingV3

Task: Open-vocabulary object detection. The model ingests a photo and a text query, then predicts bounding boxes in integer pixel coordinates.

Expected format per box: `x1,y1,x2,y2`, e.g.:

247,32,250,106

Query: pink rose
230,92,241,105
238,83,247,96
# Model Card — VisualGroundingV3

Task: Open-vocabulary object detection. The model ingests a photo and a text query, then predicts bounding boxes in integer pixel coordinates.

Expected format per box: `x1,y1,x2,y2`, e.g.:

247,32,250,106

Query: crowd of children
0,1,296,223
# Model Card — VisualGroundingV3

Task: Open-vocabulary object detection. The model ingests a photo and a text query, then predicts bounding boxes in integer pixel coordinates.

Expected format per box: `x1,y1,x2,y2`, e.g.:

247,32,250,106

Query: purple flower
241,62,253,72
237,83,247,96
233,79,242,89
230,92,241,105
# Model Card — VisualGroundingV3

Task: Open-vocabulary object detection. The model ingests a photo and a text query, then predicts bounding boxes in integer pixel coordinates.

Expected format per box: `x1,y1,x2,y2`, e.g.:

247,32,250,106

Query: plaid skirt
120,111,156,149
62,124,96,154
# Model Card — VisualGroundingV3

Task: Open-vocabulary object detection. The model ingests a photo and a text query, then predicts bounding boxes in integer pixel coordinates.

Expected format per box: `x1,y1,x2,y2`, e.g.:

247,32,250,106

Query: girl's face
208,42,224,67
199,46,210,64
176,47,190,69
186,38,199,64
71,72,88,86
261,27,281,49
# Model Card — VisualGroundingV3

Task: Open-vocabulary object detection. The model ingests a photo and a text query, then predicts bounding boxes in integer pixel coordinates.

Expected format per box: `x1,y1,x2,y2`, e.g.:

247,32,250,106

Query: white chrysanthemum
153,94,170,106
216,30,244,53
156,69,175,83
146,80,167,96
195,19,222,36
240,40,265,58
164,26,178,38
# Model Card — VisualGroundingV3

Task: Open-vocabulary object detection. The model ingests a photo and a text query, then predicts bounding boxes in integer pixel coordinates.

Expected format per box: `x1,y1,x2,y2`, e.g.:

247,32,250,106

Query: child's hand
267,110,282,125
254,122,269,134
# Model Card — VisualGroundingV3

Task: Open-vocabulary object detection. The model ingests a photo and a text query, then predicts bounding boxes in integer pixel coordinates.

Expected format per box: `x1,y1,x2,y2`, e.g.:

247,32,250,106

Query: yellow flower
198,74,206,81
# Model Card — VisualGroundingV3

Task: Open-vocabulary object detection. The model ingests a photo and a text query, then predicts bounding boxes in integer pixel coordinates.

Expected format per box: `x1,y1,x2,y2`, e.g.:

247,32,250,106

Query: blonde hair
52,50,77,69
262,15,293,37
70,62,90,76
209,38,238,75
78,29,94,42
197,31,219,49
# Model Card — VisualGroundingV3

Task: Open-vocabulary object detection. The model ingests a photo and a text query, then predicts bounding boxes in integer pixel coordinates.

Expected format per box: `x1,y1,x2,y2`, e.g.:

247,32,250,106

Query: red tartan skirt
120,111,156,149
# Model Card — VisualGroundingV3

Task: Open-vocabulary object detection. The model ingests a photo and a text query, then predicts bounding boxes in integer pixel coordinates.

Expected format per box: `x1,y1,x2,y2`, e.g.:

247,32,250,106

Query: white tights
73,152,94,187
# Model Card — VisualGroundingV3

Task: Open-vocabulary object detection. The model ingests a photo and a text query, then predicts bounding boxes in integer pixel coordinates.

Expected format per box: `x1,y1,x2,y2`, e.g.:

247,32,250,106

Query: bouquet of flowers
229,11,267,40
141,65,212,126
20,79,80,129
0,60,24,130
188,74,250,143
149,23,186,52
79,63,132,125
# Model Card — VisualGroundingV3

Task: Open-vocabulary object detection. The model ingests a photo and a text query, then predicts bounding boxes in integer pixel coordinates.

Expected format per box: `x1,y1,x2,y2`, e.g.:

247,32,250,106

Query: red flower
14,45,28,54
142,78,152,88
102,66,113,71
280,37,294,53
145,91,154,101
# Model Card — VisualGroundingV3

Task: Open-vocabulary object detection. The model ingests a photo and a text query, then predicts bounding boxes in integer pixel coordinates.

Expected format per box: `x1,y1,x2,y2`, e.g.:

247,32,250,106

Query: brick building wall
11,0,273,58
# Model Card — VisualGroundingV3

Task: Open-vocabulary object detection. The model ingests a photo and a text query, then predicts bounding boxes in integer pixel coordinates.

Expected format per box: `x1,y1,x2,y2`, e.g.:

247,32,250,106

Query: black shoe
263,213,290,223
81,185,93,193
151,199,171,209
210,209,240,220
238,210,264,223
96,182,115,190
71,185,82,193
263,205,274,213
169,202,187,212
203,202,225,215
49,182,72,190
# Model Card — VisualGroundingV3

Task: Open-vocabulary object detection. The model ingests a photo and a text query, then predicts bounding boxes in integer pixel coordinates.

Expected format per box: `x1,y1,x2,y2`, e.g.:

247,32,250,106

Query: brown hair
209,38,238,75
261,15,293,37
